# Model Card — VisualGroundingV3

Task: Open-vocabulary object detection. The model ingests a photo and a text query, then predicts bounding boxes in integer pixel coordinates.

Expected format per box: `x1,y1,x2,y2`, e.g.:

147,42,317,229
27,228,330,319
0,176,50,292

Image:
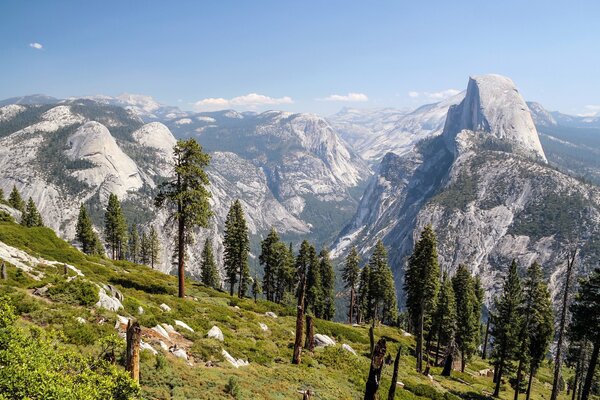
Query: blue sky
0,0,598,115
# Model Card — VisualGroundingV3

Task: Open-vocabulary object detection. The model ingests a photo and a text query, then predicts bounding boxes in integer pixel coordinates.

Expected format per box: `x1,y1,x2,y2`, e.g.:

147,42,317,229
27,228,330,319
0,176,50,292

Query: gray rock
207,325,224,341
314,334,335,347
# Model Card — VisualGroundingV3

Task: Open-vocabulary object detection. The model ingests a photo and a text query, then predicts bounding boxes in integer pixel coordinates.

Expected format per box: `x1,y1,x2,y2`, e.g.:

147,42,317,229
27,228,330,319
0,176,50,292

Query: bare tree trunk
494,354,505,397
304,315,314,352
424,329,433,371
526,366,534,400
364,338,387,400
482,317,490,359
348,288,355,324
388,345,402,400
551,248,577,400
581,341,599,400
416,307,424,372
177,208,186,299
292,272,306,364
1,262,6,280
369,318,376,356
514,357,524,400
125,320,141,383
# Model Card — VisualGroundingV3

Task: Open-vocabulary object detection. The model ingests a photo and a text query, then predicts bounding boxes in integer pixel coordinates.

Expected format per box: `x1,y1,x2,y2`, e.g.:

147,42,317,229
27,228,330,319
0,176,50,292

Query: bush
47,279,99,306
404,383,461,400
225,376,241,398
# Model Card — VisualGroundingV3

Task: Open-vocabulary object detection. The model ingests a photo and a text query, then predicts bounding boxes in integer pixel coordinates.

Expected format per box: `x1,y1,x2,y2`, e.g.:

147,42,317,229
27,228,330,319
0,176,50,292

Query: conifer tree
260,228,281,302
8,185,25,213
319,248,335,321
0,188,4,203
292,240,311,364
305,244,322,317
251,277,262,302
148,226,161,269
433,274,457,365
223,200,250,297
200,238,220,289
452,264,479,372
139,232,149,265
404,225,440,372
365,241,397,325
104,193,127,260
127,225,140,263
569,268,600,400
274,241,295,303
154,139,212,298
21,197,43,227
342,246,360,324
491,260,523,397
357,264,371,324
76,204,103,256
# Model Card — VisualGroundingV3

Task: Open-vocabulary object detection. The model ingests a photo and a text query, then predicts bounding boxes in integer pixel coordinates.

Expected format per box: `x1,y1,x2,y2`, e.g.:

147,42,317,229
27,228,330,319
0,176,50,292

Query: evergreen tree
200,238,220,289
292,240,312,364
21,197,43,227
127,225,140,263
260,228,281,302
251,277,262,302
75,204,103,256
223,200,250,297
357,264,371,324
104,193,127,260
139,232,149,265
8,185,25,213
305,244,322,317
432,273,457,365
342,246,360,324
154,139,212,298
491,260,523,397
404,225,440,372
319,248,335,321
452,264,479,372
0,188,4,203
274,241,295,303
569,268,600,400
366,241,397,325
148,226,161,269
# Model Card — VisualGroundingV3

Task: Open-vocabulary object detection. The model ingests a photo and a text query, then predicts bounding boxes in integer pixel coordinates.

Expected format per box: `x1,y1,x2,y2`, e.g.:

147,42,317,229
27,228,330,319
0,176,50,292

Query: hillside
0,218,574,399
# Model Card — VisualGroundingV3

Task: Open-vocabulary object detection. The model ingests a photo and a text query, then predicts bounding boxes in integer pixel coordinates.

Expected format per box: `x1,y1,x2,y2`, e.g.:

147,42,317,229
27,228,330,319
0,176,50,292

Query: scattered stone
175,320,194,333
159,303,171,312
117,315,130,326
221,349,249,368
207,325,224,341
233,305,240,310
352,323,360,327
427,374,434,382
75,317,86,324
33,285,50,296
140,340,158,355
342,343,357,355
95,288,123,311
478,368,492,377
171,348,188,360
105,284,124,301
205,360,214,367
137,306,144,315
396,381,405,388
259,322,269,331
162,323,177,334
402,330,412,337
265,311,278,318
152,324,170,339
159,341,169,351
314,334,336,347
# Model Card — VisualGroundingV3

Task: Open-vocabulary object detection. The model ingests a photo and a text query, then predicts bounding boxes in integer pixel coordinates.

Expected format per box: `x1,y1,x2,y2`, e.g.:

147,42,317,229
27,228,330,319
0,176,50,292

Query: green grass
0,220,588,399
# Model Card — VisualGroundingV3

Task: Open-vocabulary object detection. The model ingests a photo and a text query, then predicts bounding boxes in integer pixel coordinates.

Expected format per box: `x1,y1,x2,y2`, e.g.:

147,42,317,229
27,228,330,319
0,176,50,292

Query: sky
0,0,599,116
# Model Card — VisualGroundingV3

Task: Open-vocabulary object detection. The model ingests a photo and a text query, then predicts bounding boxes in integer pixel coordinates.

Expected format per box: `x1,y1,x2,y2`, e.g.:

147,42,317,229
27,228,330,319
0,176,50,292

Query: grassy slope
0,221,579,400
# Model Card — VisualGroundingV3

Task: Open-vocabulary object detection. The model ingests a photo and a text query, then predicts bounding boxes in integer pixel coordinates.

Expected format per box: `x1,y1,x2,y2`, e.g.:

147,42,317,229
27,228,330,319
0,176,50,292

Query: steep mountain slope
334,74,600,305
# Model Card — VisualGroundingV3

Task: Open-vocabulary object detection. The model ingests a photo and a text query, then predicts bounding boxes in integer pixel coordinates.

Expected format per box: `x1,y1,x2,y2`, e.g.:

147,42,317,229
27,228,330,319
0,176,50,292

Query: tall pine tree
260,228,281,302
8,185,25,213
200,238,220,289
155,138,212,298
432,273,457,366
127,224,140,263
21,197,43,227
305,244,322,317
491,260,523,397
223,200,250,297
75,204,103,256
452,264,479,372
104,193,127,260
405,225,440,372
148,226,161,269
319,248,335,321
366,241,397,325
357,264,371,324
342,246,360,324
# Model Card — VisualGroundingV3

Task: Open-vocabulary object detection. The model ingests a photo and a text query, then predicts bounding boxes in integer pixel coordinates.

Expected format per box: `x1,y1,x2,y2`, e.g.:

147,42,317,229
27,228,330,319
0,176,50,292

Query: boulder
95,288,123,311
140,341,158,355
105,284,124,301
137,306,144,315
342,343,357,355
221,349,249,368
314,334,335,347
152,324,170,339
159,303,172,312
265,311,278,318
207,325,224,341
75,317,86,324
171,348,188,360
396,381,405,388
161,323,177,334
175,320,194,333
159,341,169,351
33,285,50,296
259,322,269,332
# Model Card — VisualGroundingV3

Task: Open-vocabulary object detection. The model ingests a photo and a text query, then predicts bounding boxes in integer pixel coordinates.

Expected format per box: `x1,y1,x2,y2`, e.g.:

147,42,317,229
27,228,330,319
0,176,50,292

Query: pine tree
365,241,397,325
305,244,322,317
200,238,220,289
104,193,127,260
251,277,262,302
319,248,335,321
569,268,600,400
148,226,161,269
452,264,479,372
517,262,554,400
292,240,311,364
154,139,212,298
0,188,4,203
75,204,103,256
491,260,523,397
21,197,43,227
8,185,25,213
357,264,371,324
432,274,457,366
404,225,440,372
342,246,360,324
260,228,281,302
127,225,140,263
274,241,295,304
223,200,250,297
139,231,149,265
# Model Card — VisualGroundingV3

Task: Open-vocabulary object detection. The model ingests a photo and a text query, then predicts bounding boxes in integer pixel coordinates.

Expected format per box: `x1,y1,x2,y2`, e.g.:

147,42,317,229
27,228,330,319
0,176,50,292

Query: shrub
47,279,99,306
225,376,241,398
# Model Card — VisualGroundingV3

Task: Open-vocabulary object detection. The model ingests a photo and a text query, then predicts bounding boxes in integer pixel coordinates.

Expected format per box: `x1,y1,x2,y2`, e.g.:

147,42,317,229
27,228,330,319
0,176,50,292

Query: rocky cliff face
334,74,600,305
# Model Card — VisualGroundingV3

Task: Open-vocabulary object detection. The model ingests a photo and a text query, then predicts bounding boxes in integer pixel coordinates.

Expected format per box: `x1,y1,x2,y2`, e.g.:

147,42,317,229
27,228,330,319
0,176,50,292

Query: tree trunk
514,357,524,400
388,345,402,400
125,320,141,383
424,329,433,370
349,288,355,324
369,324,375,356
494,357,505,398
482,317,490,359
1,262,6,280
364,338,387,400
416,308,424,372
304,315,314,351
292,272,306,364
526,366,534,400
581,341,599,400
441,340,455,377
177,205,186,299
551,248,577,400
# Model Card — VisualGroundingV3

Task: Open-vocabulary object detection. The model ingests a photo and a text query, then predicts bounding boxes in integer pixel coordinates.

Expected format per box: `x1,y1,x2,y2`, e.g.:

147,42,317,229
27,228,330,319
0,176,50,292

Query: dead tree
364,338,387,400
551,248,578,400
304,315,314,352
125,320,142,383
387,345,403,400
292,271,307,364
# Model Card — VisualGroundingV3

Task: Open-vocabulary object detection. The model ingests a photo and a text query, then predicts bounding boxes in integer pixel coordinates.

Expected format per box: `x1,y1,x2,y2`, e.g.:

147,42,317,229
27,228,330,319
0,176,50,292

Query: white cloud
29,42,43,50
408,89,461,101
578,105,600,117
194,93,293,111
318,92,369,102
